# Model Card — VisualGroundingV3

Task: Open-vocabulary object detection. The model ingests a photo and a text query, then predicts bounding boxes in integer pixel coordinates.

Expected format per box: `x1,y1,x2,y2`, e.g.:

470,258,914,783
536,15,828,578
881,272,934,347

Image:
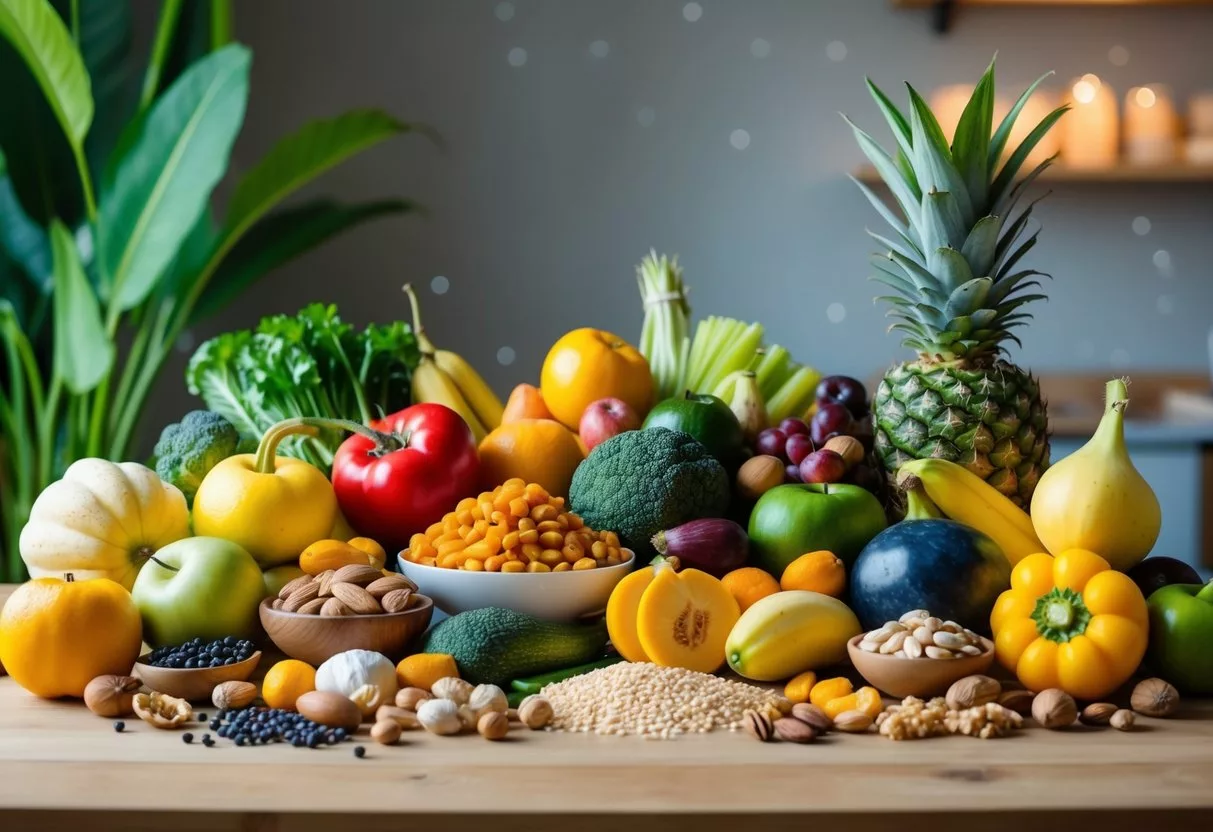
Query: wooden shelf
853,162,1213,185
894,0,1213,6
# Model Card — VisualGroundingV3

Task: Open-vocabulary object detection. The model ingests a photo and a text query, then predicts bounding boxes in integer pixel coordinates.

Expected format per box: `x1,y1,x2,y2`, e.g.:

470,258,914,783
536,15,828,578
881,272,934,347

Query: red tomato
331,403,479,554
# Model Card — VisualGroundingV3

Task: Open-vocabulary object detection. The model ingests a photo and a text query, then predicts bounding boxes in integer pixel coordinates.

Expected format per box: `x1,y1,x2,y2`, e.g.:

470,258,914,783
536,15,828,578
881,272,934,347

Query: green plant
0,0,422,580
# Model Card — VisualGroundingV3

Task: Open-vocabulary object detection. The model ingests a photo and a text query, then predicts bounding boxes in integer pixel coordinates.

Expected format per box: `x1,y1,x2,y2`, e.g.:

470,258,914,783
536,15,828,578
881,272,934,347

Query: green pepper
1146,581,1213,693
507,656,623,704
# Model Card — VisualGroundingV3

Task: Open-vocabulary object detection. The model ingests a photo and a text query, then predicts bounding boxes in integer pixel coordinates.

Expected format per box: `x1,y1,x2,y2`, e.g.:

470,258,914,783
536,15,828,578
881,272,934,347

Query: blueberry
235,736,247,746
182,733,194,744
353,746,366,758
196,713,207,723
113,721,125,733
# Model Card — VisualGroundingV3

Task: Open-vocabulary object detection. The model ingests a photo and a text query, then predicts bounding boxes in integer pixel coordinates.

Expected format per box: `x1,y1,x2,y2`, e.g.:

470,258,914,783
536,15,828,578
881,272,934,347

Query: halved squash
636,566,739,673
606,566,655,662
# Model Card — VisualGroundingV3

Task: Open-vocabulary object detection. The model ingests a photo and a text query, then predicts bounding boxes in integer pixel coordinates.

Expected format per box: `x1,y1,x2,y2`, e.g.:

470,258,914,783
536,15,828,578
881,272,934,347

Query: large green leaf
49,220,110,392
950,58,996,211
99,42,249,311
0,0,93,148
78,0,134,175
906,84,973,226
191,198,415,323
988,71,1054,172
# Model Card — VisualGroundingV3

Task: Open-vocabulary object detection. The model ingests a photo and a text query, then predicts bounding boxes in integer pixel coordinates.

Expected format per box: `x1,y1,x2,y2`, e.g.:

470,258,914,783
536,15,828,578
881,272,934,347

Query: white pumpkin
20,459,190,589
315,650,398,702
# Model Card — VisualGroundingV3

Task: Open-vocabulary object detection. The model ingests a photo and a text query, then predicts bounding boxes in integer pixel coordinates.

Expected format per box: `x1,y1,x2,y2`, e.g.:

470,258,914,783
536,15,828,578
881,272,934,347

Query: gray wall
154,0,1213,424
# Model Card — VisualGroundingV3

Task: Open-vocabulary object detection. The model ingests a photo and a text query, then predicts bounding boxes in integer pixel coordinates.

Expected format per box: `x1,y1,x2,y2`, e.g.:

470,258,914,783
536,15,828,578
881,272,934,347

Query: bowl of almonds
846,609,995,698
259,565,433,666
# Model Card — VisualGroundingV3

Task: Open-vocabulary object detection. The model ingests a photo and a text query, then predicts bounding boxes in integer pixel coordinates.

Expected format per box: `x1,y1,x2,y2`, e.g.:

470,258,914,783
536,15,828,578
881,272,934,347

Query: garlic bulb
417,698,462,735
315,650,398,703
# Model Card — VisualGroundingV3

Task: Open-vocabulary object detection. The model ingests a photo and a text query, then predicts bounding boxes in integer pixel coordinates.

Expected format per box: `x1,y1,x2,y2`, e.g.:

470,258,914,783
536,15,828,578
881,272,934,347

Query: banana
404,283,500,442
433,349,504,431
896,458,1045,566
902,483,945,520
724,590,861,682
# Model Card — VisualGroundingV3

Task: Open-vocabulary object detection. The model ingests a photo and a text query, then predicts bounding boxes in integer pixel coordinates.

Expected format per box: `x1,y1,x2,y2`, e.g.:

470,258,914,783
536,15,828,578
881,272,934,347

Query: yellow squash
193,419,337,567
725,590,861,681
990,548,1148,699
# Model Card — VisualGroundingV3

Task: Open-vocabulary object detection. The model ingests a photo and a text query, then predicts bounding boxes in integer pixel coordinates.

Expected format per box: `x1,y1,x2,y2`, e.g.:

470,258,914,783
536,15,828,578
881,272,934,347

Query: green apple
132,537,266,647
263,564,307,599
748,482,887,576
1147,581,1213,693
642,392,744,468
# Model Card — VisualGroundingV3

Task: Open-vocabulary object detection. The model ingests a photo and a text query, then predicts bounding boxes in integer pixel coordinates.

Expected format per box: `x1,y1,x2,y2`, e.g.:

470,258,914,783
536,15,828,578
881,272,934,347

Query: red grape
784,434,815,465
785,464,802,482
815,375,869,419
756,428,787,458
778,417,810,438
810,402,853,446
799,449,848,484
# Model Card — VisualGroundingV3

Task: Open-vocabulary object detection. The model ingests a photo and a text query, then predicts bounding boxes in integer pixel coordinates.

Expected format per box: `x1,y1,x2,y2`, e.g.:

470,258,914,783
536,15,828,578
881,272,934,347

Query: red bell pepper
321,403,480,554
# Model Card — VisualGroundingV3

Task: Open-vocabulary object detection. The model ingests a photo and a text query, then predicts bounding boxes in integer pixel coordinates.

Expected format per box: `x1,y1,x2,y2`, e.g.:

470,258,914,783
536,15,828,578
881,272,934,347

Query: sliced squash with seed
635,566,740,673
606,566,656,662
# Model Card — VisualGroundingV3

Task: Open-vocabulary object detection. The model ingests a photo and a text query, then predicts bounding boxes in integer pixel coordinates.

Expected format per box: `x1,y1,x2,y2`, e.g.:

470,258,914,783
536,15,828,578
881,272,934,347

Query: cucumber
509,656,623,695
420,607,609,686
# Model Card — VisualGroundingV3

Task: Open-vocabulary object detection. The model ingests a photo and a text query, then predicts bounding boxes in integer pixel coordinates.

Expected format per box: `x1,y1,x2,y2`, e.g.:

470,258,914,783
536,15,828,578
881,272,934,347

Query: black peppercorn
113,721,125,733
353,746,366,758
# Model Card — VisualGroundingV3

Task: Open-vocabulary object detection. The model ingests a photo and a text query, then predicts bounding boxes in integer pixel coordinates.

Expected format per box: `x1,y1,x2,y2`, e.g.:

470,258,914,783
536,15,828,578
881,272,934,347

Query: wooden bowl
847,634,996,698
258,595,433,667
132,651,262,703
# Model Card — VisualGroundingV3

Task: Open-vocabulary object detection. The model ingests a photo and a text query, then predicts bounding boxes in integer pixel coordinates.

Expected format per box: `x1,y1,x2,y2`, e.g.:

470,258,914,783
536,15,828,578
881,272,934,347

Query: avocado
419,607,609,686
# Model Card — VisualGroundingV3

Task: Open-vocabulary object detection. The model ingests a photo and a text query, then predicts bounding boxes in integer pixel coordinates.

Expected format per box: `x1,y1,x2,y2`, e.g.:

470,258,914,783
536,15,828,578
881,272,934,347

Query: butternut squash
635,565,739,674
605,567,657,663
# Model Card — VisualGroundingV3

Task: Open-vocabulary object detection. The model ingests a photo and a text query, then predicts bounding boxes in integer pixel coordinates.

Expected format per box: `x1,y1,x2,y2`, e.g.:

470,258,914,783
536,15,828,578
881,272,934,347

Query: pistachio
743,709,773,742
790,702,833,733
1130,678,1180,718
83,674,141,718
832,709,874,733
774,717,817,743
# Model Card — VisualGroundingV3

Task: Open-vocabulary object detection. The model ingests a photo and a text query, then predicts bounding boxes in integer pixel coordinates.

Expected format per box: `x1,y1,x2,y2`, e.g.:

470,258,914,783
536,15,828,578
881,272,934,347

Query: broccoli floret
153,411,242,505
568,427,731,559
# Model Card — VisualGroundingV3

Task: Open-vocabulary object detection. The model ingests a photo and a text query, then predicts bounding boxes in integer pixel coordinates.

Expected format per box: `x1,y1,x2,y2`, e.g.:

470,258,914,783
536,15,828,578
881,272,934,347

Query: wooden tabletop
2,585,1212,832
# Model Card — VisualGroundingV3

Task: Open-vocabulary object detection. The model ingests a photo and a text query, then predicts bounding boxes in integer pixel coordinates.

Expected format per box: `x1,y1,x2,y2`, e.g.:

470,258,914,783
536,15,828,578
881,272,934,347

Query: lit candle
996,88,1061,168
1060,74,1118,169
929,85,974,141
1125,84,1179,165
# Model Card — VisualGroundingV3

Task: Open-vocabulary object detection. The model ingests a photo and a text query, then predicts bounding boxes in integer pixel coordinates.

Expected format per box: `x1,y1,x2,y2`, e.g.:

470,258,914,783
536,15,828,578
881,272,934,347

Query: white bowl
397,550,635,621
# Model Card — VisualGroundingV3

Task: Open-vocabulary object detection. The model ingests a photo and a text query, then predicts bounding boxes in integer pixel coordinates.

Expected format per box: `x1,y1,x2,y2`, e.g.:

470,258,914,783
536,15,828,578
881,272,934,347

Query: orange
720,567,781,613
502,383,553,424
477,418,585,498
396,653,459,691
540,328,653,430
262,659,317,710
0,575,142,699
780,550,846,597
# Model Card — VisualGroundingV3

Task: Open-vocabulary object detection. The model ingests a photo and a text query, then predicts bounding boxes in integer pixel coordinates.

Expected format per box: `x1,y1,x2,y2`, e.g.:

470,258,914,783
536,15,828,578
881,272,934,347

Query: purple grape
785,463,802,482
799,449,848,484
815,375,868,419
784,434,815,465
756,428,788,459
810,402,853,446
778,417,810,438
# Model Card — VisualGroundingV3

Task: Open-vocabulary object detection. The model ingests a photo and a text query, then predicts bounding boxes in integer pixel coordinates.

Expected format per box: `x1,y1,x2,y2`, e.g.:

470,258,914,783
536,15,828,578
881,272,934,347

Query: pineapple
846,59,1067,507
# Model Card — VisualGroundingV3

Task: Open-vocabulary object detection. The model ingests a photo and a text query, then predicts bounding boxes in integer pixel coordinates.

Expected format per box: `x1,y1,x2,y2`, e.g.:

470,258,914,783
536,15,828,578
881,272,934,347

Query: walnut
945,702,1023,739
132,692,192,729
877,696,950,741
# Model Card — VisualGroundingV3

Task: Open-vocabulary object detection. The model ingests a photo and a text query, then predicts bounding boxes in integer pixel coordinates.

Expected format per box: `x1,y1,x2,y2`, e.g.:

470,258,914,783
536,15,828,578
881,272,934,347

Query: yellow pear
1030,378,1160,569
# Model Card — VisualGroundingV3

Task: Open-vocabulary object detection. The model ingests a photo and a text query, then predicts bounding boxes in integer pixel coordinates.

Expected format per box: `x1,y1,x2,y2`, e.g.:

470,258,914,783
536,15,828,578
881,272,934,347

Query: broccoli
568,427,731,560
153,411,242,505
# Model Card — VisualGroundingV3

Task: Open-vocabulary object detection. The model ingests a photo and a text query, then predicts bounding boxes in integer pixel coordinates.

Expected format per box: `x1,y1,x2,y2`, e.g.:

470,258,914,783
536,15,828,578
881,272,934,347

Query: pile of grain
543,662,787,739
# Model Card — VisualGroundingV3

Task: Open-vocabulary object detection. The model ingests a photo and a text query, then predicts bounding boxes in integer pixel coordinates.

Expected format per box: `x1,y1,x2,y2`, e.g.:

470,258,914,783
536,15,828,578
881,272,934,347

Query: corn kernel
606,546,621,561
520,543,542,562
438,553,460,569
572,557,597,571
518,528,539,545
603,531,620,548
509,497,530,517
503,477,526,491
479,500,494,519
566,513,584,530
485,555,506,572
463,558,485,572
526,561,551,573
490,510,508,526
557,514,570,529
517,518,536,533
419,556,437,567
464,526,483,545
409,533,428,550
436,539,466,556
591,540,608,558
553,562,572,572
539,548,564,566
455,497,478,514
605,555,621,566
425,522,444,539
455,509,474,527
501,560,525,573
463,541,492,560
443,517,459,533
536,520,561,535
537,531,563,549
482,530,503,555
502,531,521,551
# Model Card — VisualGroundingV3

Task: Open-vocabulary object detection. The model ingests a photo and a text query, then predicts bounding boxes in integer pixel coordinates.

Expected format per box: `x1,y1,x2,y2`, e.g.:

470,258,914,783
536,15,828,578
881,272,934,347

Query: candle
1060,74,1118,169
996,88,1061,168
929,85,973,141
1188,92,1213,137
1125,84,1179,165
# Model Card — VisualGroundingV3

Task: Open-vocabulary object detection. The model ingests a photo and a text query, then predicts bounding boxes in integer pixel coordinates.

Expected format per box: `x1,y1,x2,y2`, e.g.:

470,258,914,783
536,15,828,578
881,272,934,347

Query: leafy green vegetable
152,409,239,505
187,303,419,472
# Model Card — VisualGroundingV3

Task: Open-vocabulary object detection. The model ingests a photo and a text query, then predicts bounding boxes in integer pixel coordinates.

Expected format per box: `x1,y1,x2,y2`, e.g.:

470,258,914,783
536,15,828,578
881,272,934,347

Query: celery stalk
766,366,822,422
636,252,690,401
755,345,790,400
700,322,764,394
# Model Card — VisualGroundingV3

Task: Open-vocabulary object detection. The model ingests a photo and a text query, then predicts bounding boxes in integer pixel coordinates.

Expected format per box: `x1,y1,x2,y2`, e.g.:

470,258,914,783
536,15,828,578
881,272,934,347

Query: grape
798,449,848,484
756,428,787,459
784,434,815,465
778,417,810,438
810,402,853,446
785,464,802,483
844,462,885,495
815,375,868,419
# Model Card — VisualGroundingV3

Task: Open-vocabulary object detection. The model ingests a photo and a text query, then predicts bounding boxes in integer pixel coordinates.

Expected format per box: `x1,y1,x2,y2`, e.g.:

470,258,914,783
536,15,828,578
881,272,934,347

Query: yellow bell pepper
990,549,1148,700
192,419,338,568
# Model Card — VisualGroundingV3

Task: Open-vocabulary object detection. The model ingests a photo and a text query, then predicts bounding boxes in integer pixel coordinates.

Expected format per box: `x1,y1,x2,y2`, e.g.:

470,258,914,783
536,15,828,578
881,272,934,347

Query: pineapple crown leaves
845,57,1069,362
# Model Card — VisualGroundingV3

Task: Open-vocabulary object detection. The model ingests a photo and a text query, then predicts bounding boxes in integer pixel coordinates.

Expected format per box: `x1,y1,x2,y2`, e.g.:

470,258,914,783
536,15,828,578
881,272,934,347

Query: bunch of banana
896,458,1045,566
404,285,503,442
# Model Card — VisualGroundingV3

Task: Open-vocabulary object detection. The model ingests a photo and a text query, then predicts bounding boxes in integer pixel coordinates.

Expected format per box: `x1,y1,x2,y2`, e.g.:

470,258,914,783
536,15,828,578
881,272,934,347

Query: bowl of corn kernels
397,478,635,621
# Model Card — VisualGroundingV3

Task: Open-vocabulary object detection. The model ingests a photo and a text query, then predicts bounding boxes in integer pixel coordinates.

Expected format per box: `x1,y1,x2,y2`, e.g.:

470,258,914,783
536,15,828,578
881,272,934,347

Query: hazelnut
736,455,785,501
1031,688,1077,730
518,696,554,730
83,675,141,718
1079,702,1118,726
823,435,865,469
211,680,258,711
395,687,431,710
477,711,510,740
371,719,402,745
774,717,817,743
1110,709,1136,732
1130,678,1180,718
945,675,1001,710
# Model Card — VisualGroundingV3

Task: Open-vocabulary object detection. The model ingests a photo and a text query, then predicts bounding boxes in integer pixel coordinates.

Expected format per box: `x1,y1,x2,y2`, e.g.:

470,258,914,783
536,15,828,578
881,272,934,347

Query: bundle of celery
635,253,819,423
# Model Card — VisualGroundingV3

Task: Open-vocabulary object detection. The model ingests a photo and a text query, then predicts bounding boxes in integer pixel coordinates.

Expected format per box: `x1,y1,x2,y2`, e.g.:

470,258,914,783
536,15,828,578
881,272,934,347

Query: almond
332,564,383,586
832,709,874,733
331,582,382,614
997,689,1035,716
366,574,415,599
271,598,285,610
380,588,413,613
1080,702,1118,726
281,581,320,612
320,597,352,617
296,690,362,731
316,570,336,597
296,596,327,616
278,575,313,600
212,681,258,710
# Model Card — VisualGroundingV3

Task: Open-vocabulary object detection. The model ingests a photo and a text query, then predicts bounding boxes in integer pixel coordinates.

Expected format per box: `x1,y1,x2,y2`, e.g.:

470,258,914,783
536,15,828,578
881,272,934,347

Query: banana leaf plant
0,0,422,581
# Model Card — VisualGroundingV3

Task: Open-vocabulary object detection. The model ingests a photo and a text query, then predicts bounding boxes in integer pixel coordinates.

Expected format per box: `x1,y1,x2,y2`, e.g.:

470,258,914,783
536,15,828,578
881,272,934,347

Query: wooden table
2,586,1212,831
